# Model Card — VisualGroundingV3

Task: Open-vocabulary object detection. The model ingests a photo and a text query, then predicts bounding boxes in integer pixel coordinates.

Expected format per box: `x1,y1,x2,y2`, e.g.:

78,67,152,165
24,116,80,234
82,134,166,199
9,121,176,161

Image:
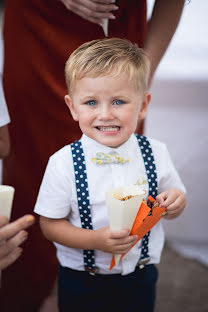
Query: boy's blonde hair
65,38,150,94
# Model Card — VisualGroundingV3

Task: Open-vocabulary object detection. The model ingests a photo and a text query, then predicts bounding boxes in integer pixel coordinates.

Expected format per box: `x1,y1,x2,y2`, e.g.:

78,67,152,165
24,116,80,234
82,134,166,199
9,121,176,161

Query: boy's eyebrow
109,94,132,100
110,94,129,98
80,93,134,100
80,94,131,101
79,95,98,101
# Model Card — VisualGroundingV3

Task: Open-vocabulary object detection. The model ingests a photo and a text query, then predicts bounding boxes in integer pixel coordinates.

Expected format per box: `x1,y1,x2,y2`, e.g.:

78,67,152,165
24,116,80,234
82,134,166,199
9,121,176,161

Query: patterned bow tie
91,152,130,165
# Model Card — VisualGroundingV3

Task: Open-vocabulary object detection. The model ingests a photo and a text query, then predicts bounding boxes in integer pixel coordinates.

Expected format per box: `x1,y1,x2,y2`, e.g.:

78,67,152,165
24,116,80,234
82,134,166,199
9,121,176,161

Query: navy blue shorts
58,264,158,312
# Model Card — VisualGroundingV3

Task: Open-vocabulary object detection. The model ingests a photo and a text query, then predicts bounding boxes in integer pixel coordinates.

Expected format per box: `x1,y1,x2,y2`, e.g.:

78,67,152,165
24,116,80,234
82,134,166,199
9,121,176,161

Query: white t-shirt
34,134,186,275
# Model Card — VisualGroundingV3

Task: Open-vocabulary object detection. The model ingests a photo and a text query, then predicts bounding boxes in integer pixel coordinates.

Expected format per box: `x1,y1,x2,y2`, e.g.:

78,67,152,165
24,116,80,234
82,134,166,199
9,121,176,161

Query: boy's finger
160,192,178,208
166,195,184,211
156,192,167,205
114,235,138,249
110,228,130,239
115,237,138,253
119,234,137,245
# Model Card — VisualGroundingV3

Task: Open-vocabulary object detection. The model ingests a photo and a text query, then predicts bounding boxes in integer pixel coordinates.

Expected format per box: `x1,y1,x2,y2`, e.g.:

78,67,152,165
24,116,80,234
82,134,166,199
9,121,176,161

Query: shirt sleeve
34,148,73,218
153,141,186,194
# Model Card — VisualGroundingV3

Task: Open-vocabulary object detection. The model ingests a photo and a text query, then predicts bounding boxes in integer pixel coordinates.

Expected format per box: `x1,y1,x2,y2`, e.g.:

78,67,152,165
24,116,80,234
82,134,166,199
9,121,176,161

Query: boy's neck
81,133,134,150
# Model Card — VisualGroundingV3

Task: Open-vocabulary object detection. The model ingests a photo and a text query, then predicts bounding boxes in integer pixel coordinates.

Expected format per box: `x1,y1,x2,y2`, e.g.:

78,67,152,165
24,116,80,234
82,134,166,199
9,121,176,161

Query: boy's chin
94,136,130,148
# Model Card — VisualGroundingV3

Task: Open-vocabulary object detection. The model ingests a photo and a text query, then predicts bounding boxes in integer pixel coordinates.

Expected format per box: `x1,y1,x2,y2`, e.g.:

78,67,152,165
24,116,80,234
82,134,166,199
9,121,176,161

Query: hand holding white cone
106,185,145,266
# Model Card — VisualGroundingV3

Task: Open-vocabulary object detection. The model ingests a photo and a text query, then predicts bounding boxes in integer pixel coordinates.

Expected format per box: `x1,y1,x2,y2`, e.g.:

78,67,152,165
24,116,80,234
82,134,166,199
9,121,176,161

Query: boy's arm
39,216,138,254
144,0,185,86
0,125,10,158
40,216,96,250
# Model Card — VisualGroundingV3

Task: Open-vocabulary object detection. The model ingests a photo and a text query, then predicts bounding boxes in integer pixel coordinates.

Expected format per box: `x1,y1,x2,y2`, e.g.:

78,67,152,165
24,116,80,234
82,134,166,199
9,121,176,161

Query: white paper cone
101,18,109,37
114,254,121,266
106,185,145,265
0,185,15,220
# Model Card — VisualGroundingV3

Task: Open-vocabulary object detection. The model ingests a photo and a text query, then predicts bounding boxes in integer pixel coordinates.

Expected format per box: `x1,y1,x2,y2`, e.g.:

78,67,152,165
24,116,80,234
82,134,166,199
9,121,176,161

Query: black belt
60,262,150,278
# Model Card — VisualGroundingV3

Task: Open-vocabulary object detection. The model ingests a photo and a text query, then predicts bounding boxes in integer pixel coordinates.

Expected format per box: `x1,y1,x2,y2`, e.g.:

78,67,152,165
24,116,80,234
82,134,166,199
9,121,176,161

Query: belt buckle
137,257,150,269
85,266,98,276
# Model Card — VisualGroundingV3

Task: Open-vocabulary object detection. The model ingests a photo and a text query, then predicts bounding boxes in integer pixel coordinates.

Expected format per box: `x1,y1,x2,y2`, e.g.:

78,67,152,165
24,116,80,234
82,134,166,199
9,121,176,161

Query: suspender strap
135,134,158,267
71,140,96,273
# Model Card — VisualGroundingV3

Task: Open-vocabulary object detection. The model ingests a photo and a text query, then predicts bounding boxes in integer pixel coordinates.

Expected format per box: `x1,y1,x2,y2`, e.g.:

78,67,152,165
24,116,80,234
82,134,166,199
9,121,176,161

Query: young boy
34,38,186,312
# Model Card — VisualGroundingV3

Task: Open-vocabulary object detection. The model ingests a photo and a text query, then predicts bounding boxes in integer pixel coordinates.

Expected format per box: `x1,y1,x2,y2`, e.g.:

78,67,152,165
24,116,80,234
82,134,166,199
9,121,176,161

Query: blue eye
114,99,124,106
87,100,97,106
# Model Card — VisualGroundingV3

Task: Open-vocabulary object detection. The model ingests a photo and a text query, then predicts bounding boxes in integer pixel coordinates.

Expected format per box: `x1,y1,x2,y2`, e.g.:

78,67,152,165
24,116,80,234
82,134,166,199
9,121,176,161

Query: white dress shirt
34,134,186,275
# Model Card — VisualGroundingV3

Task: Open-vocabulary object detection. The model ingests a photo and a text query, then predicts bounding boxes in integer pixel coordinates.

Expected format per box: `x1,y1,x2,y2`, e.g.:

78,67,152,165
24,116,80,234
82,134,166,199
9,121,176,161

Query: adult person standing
1,0,185,311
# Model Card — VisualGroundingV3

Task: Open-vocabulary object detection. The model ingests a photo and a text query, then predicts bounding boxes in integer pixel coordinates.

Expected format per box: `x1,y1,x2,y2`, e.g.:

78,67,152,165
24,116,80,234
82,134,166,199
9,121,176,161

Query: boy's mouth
96,126,120,132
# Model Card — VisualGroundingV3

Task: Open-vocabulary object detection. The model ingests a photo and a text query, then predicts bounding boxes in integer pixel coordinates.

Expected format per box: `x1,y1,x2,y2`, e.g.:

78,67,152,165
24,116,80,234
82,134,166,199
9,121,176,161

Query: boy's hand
94,227,138,254
156,188,186,219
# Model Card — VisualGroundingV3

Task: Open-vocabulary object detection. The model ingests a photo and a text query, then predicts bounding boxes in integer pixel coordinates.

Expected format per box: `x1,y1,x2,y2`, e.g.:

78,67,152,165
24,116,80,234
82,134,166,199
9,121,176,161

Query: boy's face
65,74,150,148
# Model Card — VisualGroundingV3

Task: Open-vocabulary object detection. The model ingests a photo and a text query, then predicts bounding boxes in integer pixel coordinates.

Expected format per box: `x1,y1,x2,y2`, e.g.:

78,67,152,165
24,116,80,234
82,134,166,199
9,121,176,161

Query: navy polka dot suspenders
71,134,158,273
71,141,96,273
135,134,158,268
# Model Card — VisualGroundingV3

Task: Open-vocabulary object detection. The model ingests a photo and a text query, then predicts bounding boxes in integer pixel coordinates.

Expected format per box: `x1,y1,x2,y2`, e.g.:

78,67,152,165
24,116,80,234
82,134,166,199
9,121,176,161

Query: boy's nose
98,105,114,120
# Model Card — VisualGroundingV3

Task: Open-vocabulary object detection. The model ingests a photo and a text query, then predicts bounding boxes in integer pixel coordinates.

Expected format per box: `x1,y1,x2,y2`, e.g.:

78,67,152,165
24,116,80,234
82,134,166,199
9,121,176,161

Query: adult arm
144,0,185,85
0,215,35,270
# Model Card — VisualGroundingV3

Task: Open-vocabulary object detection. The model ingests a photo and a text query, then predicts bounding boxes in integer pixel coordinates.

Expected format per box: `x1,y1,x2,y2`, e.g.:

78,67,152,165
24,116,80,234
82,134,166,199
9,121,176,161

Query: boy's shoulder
136,135,170,161
136,134,167,151
45,143,78,179
48,143,76,171
51,144,71,159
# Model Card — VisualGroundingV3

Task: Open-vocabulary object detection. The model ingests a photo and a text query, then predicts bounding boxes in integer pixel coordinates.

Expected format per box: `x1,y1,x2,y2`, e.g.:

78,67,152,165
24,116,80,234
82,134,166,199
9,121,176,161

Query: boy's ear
65,95,78,121
138,92,151,120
